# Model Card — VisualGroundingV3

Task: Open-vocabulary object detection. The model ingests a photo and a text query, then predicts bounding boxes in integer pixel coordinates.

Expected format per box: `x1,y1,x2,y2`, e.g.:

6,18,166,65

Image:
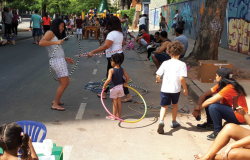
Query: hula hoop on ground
102,78,132,84
101,85,147,123
49,35,81,81
128,84,148,97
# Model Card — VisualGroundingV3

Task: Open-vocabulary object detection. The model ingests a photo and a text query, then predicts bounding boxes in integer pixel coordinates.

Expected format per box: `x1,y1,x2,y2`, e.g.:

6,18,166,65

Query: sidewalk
133,28,250,113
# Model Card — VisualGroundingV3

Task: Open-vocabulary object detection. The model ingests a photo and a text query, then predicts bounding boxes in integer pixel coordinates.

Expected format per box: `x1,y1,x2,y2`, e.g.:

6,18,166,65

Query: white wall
149,0,166,10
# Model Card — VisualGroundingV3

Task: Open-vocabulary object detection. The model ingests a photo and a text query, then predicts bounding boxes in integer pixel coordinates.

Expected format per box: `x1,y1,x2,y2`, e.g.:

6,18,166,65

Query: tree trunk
42,3,46,17
132,0,141,29
127,0,132,9
186,0,228,61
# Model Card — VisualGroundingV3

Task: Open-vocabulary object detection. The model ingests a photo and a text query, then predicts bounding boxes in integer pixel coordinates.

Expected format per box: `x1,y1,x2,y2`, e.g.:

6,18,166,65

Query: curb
185,78,204,104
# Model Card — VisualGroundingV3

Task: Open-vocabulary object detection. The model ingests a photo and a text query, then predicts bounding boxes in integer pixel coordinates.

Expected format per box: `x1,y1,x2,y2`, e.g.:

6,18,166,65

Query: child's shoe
170,121,180,128
157,121,164,134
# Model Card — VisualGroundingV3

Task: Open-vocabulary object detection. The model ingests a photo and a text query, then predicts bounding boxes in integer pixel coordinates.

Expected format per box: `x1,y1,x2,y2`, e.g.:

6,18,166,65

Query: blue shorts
39,28,43,35
154,53,171,63
171,23,177,28
32,28,40,37
160,92,181,106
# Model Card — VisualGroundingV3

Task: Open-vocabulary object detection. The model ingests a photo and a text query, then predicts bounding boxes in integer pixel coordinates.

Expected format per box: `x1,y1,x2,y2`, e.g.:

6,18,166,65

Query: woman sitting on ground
193,67,248,140
195,107,250,160
145,32,162,61
0,123,38,160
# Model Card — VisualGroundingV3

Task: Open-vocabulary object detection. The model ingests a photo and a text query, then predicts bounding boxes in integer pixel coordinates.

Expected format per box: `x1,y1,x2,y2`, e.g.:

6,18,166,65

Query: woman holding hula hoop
39,18,74,111
88,16,132,102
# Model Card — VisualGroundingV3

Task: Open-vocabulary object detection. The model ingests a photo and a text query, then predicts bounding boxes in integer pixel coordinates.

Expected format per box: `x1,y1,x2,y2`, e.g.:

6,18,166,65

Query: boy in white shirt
156,41,188,134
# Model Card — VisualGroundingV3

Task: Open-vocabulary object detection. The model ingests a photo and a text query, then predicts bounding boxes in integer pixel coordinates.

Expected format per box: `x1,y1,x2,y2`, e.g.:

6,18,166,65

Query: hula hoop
101,85,147,123
102,78,132,84
49,35,81,81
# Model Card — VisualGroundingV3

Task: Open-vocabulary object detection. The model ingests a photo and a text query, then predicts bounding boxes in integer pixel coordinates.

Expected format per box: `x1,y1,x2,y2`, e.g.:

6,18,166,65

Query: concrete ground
0,31,226,160
2,28,250,159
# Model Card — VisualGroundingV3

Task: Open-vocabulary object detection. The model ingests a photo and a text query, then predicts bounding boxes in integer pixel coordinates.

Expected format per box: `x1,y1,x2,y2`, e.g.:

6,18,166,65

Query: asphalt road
0,36,214,160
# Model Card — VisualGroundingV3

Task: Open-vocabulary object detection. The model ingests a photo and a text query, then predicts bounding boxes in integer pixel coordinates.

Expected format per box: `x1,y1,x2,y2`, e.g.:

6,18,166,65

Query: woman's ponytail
20,133,30,159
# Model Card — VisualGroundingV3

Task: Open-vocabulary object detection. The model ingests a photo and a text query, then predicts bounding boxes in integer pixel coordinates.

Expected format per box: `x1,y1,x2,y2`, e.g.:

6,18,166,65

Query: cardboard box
198,60,233,83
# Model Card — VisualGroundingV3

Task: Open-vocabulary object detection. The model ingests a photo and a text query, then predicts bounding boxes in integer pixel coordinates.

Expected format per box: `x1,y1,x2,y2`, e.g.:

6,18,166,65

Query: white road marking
63,145,73,160
99,55,102,57
96,60,100,64
83,97,88,99
92,69,97,75
75,103,86,119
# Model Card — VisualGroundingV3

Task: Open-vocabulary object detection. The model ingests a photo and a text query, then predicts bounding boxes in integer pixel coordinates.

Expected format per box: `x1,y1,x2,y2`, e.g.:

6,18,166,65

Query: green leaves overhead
5,0,102,15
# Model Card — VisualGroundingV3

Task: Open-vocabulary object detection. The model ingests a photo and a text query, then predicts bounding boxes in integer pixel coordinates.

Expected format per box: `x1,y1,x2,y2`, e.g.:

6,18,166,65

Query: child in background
67,20,71,35
75,14,83,39
156,41,188,134
0,122,38,160
103,53,129,120
161,17,168,31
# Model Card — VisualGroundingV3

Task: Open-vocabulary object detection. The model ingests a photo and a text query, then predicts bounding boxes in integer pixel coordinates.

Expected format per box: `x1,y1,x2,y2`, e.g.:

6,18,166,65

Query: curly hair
166,41,184,56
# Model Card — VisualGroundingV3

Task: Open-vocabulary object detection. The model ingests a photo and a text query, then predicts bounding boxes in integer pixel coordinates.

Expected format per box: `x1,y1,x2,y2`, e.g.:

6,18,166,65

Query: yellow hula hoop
101,85,147,123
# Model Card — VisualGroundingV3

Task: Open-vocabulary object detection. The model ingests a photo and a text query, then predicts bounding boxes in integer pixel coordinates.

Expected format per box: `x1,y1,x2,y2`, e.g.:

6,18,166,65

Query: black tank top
109,67,124,89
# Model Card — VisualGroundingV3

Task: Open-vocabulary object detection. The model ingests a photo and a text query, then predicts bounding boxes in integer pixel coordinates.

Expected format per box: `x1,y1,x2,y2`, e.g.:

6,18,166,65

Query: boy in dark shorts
156,41,188,134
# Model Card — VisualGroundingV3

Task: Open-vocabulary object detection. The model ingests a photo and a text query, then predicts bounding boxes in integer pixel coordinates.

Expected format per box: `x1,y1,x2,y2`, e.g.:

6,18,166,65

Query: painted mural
149,0,250,55
228,0,250,54
160,0,205,39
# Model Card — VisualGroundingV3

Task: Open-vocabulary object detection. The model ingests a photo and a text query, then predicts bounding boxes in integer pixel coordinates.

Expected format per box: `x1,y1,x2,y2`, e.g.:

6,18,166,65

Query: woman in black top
146,32,162,60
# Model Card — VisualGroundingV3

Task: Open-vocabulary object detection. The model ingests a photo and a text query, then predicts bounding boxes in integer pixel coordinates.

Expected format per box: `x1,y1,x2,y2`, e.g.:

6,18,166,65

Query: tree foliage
4,0,102,15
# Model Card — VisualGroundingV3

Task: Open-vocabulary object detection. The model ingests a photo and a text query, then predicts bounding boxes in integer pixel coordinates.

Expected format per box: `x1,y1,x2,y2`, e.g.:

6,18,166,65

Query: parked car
18,16,22,23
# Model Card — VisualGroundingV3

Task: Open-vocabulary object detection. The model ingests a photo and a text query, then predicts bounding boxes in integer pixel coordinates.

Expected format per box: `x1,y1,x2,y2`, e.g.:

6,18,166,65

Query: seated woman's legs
208,103,239,133
199,123,250,160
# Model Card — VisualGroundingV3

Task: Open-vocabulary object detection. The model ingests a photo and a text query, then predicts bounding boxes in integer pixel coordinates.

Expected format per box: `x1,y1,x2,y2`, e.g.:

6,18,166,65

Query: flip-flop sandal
97,94,107,99
51,107,65,111
106,116,115,120
51,102,64,105
121,99,133,103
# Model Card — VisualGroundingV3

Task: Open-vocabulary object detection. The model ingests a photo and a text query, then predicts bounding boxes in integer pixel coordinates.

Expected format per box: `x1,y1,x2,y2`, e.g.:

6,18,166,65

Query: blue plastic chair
16,120,47,142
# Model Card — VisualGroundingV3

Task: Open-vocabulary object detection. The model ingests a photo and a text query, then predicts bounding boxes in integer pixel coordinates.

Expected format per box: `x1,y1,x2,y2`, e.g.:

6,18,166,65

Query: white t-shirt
70,19,74,25
173,13,179,24
156,59,187,93
139,17,146,26
105,31,123,58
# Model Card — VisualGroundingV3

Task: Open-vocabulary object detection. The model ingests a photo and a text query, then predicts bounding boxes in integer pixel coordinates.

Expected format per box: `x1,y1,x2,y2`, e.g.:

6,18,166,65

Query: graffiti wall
227,0,250,54
149,0,250,55
161,0,205,40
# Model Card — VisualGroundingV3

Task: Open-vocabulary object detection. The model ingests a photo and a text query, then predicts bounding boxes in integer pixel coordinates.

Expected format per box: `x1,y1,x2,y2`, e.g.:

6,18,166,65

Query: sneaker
157,121,164,134
207,131,219,140
170,121,180,128
197,122,214,130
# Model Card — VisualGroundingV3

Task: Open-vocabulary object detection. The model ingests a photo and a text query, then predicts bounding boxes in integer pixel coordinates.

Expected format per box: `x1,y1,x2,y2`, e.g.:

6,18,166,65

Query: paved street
0,35,232,160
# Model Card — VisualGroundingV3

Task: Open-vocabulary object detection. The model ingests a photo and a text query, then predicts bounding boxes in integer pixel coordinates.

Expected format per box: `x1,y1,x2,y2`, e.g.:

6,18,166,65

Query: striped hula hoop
49,35,81,81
